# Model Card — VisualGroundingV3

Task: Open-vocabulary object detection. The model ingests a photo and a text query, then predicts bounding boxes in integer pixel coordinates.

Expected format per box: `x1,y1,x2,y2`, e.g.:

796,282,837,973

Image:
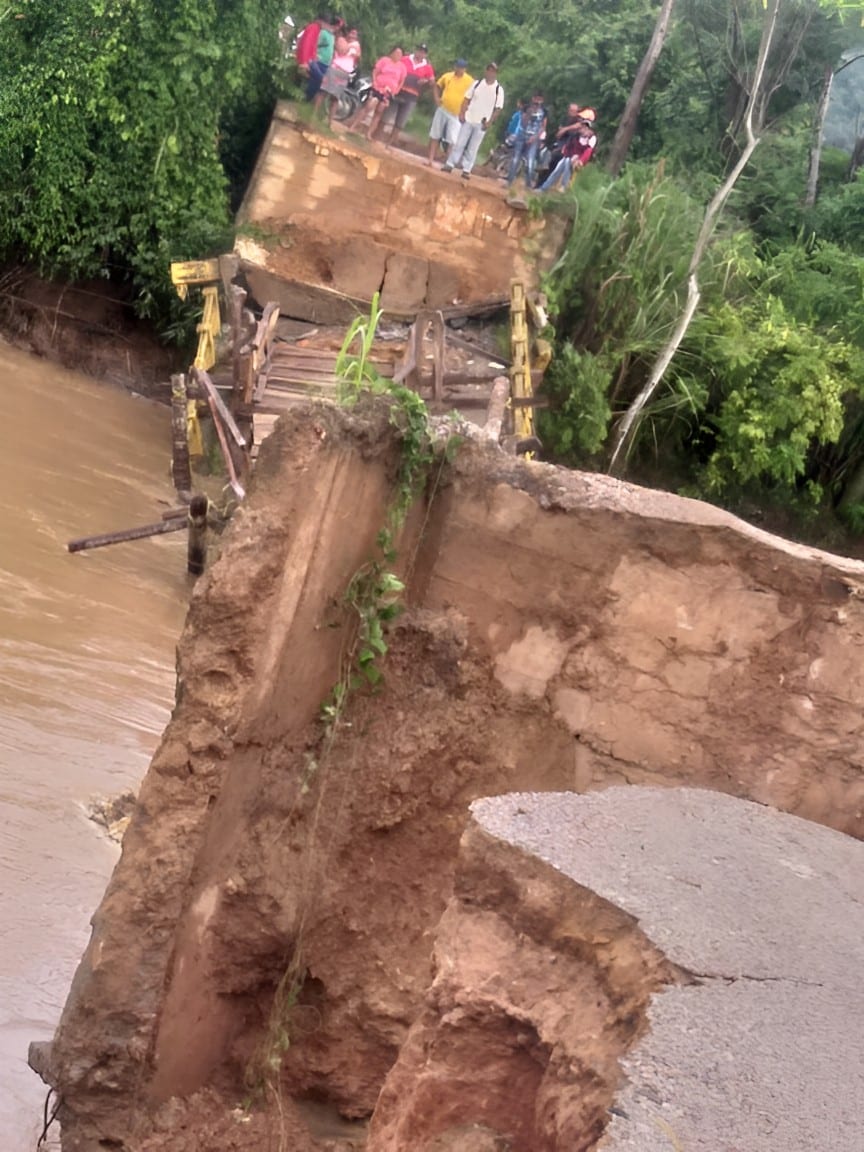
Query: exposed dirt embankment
39,400,864,1150
0,269,177,393
367,818,677,1152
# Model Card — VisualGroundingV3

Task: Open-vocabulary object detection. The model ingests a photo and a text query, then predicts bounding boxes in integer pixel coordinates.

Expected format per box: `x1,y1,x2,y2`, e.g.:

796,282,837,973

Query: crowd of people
291,15,597,189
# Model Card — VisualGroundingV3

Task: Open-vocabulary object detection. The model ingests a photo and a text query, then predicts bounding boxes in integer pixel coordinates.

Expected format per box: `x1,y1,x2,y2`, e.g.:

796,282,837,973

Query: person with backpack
442,63,504,180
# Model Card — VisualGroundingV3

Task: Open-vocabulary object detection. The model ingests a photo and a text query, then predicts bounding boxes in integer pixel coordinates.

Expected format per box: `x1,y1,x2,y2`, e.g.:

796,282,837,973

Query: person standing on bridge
507,91,547,188
304,15,336,102
538,108,597,192
427,58,474,167
442,63,504,180
383,43,435,149
348,45,406,140
316,24,360,121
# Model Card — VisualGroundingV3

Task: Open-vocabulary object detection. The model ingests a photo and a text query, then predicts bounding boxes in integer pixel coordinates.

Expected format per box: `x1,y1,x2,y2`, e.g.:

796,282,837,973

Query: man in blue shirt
507,92,546,188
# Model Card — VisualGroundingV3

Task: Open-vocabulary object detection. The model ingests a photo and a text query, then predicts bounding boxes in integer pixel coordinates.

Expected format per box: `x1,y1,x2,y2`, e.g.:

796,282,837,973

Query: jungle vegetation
2,0,864,530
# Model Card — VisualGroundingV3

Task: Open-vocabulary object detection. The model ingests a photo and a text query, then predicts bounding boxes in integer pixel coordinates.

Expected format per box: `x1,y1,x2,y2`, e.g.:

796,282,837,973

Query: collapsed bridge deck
235,101,565,325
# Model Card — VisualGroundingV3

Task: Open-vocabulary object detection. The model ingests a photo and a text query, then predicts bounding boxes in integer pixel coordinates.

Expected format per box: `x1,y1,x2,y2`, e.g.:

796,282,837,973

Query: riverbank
0,267,179,398
0,343,188,1149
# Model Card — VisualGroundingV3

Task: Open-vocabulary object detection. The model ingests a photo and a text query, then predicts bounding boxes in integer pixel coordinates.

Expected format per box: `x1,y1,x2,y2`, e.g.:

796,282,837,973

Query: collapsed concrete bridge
34,400,864,1151
234,101,565,324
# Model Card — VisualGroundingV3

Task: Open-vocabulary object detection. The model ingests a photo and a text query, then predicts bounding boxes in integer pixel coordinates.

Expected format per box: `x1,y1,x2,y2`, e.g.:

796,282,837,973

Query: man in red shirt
383,43,435,147
295,16,321,73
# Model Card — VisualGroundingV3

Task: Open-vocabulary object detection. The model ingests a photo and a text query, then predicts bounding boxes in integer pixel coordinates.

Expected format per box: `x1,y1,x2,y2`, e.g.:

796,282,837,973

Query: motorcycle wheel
332,90,358,122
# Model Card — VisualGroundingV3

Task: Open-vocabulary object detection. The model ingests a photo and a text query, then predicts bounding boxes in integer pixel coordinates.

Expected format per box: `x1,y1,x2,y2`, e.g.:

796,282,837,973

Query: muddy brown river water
0,342,188,1148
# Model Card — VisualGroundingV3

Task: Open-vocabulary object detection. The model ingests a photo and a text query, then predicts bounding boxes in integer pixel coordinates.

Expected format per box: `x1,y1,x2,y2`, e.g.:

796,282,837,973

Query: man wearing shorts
384,43,435,147
427,58,474,166
442,62,504,179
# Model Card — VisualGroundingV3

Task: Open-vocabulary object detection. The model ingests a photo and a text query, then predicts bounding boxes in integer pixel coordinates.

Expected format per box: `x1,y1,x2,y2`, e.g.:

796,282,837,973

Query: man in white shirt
442,62,504,180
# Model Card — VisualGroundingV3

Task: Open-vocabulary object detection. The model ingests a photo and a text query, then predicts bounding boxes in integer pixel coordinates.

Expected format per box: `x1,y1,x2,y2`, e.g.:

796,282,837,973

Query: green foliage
321,295,441,736
764,238,864,344
694,296,856,494
0,0,282,330
539,346,612,458
336,293,386,401
809,168,864,250
540,162,731,460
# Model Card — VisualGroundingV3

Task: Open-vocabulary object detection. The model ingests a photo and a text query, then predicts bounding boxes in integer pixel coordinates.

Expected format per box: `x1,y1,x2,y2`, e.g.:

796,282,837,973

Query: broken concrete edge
38,400,407,1146
367,811,681,1152
37,400,864,1149
460,788,864,1152
432,425,864,586
234,100,558,322
237,255,510,326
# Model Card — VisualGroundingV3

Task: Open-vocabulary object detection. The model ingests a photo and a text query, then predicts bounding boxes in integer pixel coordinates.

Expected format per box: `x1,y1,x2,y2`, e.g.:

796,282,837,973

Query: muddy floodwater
0,342,188,1148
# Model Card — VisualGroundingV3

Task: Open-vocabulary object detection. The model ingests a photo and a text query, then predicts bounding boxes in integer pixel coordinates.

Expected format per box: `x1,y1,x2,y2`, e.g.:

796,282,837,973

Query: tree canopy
2,0,864,532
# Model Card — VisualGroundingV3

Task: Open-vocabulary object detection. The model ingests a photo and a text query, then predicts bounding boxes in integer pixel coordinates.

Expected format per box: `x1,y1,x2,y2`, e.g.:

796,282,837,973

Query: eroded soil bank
0,269,178,394
37,399,864,1150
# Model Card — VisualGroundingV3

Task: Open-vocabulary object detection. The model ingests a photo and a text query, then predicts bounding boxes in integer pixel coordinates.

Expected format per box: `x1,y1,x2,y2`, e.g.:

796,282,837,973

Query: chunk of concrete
380,251,429,312
329,237,388,300
472,787,864,1152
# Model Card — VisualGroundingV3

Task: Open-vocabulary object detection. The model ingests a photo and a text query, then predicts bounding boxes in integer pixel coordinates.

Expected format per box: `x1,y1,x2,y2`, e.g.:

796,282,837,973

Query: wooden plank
193,367,246,448
170,258,221,287
482,376,511,441
202,384,246,499
69,518,187,553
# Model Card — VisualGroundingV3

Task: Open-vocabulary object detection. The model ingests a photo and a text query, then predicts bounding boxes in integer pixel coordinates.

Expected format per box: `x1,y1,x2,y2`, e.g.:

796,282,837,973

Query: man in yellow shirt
427,58,474,166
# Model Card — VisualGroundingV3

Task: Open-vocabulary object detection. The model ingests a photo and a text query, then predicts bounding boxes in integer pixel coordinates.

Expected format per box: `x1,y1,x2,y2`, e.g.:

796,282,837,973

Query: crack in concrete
680,967,826,989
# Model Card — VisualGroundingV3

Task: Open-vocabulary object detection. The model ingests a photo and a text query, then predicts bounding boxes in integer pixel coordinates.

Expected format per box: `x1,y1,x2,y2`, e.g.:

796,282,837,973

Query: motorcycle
278,14,297,57
488,135,552,184
330,70,373,122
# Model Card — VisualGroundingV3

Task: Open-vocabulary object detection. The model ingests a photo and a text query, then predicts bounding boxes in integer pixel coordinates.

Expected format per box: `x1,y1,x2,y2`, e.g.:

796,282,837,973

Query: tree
0,0,283,324
608,0,783,473
607,0,678,176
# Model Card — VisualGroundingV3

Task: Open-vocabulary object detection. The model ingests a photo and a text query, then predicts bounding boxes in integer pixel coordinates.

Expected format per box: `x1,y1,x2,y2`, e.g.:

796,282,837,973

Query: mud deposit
39,400,864,1150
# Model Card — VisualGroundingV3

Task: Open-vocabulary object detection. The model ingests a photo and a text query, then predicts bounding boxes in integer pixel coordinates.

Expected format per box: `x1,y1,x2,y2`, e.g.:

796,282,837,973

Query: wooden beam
192,366,246,448
68,519,187,553
170,374,192,496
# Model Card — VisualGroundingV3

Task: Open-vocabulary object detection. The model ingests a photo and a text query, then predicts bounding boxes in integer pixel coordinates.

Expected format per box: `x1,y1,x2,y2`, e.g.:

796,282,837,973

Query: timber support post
171,374,192,496
187,494,209,577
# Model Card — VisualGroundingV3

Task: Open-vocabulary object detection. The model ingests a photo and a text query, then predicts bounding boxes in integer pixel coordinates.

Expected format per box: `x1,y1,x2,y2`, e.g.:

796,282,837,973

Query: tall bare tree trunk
607,0,678,177
607,0,783,475
805,65,833,208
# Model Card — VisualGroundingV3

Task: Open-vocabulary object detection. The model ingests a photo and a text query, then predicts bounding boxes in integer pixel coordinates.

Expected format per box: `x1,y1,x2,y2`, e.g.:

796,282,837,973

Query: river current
0,342,188,1148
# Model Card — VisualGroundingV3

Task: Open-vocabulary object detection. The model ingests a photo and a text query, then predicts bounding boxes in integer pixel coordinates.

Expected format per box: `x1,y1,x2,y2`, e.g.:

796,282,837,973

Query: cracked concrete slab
472,787,864,1151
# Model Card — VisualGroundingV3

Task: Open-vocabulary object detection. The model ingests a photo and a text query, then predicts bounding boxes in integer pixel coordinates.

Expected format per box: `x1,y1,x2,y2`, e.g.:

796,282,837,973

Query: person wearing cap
384,43,436,147
442,63,505,179
427,58,475,166
538,109,597,192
